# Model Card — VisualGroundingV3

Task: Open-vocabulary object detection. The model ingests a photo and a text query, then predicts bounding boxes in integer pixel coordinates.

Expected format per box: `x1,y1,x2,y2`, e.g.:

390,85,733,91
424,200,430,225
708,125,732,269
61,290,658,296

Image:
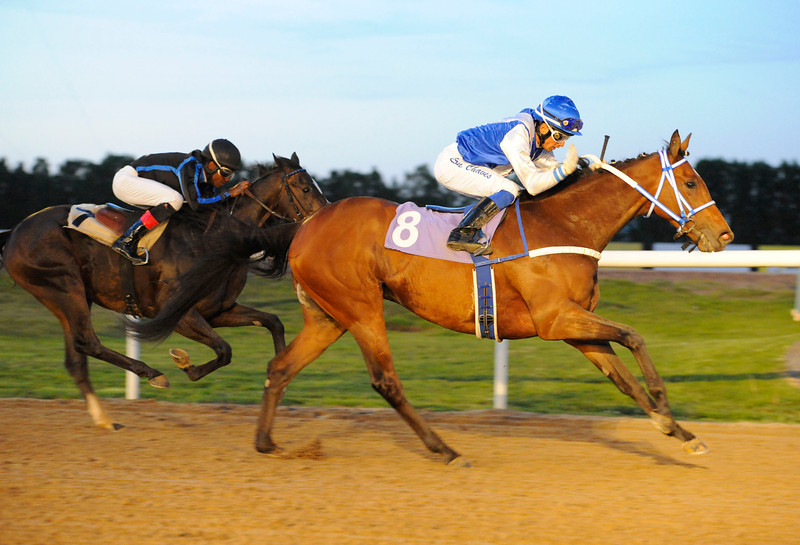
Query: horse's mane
255,162,280,177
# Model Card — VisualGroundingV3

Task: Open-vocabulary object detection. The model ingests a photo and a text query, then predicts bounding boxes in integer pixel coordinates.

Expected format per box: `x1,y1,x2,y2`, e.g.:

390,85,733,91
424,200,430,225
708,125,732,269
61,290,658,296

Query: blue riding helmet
534,95,583,136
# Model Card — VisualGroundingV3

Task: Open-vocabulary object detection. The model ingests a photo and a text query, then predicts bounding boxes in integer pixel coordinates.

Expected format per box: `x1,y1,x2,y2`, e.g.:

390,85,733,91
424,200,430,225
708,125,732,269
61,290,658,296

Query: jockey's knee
489,189,517,208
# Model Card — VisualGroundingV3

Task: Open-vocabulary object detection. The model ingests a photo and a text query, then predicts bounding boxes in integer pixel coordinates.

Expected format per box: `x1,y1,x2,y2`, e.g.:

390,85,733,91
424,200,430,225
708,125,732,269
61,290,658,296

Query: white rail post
794,268,800,321
125,317,140,400
493,339,508,409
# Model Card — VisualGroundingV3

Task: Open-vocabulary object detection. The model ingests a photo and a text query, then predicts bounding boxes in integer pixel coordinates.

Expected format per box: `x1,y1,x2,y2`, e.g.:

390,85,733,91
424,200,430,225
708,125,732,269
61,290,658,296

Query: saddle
384,202,506,264
66,203,168,250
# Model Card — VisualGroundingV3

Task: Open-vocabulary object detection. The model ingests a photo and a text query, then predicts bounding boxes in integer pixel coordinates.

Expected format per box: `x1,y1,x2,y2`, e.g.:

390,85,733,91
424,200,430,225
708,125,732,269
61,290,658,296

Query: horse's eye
686,180,697,189
303,187,311,193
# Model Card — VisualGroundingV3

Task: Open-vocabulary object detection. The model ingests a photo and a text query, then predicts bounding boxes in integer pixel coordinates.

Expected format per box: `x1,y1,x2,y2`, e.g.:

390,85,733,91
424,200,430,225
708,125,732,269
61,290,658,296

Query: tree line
1,155,798,247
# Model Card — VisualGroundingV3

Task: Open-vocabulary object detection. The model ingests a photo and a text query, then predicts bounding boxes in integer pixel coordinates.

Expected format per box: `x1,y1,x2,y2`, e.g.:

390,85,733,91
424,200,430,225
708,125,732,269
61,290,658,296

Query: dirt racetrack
1,397,799,545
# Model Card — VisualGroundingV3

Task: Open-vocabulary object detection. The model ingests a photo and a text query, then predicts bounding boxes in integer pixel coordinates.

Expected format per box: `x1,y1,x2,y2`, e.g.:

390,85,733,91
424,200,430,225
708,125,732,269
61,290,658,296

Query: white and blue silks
433,110,566,204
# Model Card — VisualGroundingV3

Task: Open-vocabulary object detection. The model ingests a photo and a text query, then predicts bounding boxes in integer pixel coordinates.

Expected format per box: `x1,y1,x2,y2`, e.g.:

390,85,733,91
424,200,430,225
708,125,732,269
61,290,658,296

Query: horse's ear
668,130,693,160
272,153,283,167
667,130,682,160
291,152,299,164
681,133,692,156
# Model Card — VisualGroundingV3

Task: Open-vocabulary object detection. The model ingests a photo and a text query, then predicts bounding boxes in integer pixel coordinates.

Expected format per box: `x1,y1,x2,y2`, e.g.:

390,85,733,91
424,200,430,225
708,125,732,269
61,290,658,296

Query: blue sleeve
196,191,230,204
188,161,230,205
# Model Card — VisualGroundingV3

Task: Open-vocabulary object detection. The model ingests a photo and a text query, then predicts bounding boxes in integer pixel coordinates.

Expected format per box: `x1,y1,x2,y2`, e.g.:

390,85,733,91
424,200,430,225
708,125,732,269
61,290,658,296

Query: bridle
242,167,314,226
584,150,716,242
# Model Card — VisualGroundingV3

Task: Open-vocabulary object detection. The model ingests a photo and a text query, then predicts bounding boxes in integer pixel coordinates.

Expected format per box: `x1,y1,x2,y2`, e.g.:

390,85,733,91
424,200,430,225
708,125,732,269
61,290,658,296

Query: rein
243,167,311,226
583,150,716,239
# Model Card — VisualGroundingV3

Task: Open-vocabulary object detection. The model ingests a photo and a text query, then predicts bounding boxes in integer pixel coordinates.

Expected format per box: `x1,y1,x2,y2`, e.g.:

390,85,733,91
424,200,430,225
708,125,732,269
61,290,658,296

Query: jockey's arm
499,124,561,196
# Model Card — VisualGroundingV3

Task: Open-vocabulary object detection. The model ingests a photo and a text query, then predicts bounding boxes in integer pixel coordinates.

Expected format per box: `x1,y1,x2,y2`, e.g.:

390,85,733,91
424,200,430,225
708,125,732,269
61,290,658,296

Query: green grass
1,268,799,423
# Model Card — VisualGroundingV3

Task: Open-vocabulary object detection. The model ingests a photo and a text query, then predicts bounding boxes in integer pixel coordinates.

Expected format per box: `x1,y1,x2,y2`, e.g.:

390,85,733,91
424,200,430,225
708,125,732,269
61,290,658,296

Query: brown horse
0,153,328,430
254,131,734,464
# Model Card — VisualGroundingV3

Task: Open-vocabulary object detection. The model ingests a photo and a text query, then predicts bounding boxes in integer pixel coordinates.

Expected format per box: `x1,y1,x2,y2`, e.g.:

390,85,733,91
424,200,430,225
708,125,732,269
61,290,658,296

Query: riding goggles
208,163,236,179
541,118,573,142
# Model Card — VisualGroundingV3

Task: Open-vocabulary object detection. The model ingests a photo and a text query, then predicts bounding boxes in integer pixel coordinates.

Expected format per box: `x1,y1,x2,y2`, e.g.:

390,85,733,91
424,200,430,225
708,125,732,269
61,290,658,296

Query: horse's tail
129,221,302,343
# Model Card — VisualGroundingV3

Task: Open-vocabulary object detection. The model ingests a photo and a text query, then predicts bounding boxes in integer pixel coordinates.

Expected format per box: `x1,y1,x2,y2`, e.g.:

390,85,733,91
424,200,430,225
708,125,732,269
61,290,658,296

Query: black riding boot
112,220,149,265
446,197,501,255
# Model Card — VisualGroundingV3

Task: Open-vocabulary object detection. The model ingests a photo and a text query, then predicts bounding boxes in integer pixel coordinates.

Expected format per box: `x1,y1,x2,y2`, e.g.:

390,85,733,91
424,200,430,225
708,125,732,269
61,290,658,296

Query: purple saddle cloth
384,202,505,264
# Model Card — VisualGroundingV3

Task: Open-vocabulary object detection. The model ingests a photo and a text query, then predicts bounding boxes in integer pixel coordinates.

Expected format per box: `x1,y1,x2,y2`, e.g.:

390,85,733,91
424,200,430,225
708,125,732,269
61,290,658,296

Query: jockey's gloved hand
228,180,252,197
562,144,579,176
585,155,604,171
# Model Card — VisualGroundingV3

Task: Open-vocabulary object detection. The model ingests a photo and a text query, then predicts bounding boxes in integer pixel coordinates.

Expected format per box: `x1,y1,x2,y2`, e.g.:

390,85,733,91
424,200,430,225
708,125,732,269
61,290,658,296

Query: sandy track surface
1,398,798,545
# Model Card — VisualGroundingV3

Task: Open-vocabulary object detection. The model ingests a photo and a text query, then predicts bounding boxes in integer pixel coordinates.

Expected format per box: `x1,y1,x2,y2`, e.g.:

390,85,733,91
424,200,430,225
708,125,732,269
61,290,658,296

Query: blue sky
1,0,798,183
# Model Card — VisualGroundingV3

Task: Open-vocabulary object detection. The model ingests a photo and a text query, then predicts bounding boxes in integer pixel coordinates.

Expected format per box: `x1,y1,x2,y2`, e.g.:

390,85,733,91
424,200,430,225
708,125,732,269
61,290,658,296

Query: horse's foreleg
40,291,168,387
171,309,232,381
255,304,346,455
567,340,706,453
22,280,166,428
63,344,118,430
207,303,287,355
540,306,706,453
71,328,170,388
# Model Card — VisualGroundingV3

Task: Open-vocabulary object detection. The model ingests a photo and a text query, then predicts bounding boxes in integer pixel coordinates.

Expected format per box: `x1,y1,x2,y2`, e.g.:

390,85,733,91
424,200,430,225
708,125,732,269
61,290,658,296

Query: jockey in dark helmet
111,138,250,265
434,95,599,255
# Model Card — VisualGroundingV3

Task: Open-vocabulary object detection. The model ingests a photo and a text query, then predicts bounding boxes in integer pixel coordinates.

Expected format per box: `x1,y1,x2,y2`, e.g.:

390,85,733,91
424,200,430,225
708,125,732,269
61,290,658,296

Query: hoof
255,431,280,455
255,444,284,457
95,420,119,431
148,374,170,388
682,438,710,455
169,348,191,370
447,455,472,468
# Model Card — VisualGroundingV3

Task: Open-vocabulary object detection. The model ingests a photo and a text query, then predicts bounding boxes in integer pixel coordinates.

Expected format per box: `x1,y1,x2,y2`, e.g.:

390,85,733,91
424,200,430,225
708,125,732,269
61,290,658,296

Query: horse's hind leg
255,301,346,454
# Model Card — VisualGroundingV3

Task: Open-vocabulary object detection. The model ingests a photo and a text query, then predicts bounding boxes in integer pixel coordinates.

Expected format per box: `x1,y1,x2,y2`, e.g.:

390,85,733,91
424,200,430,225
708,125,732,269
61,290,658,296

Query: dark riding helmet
201,139,242,171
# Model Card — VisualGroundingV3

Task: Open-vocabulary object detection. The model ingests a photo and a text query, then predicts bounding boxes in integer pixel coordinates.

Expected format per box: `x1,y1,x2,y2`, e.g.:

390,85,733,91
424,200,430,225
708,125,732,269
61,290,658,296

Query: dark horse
0,153,328,430
253,131,734,464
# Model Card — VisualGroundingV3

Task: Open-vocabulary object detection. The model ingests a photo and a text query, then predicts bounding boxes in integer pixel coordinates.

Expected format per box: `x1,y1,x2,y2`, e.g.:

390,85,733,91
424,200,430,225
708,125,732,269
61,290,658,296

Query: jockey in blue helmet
434,95,594,255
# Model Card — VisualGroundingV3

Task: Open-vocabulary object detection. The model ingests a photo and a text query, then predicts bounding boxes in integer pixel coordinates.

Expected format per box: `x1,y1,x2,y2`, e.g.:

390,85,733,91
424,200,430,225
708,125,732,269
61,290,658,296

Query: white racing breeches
433,142,521,199
112,166,185,211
